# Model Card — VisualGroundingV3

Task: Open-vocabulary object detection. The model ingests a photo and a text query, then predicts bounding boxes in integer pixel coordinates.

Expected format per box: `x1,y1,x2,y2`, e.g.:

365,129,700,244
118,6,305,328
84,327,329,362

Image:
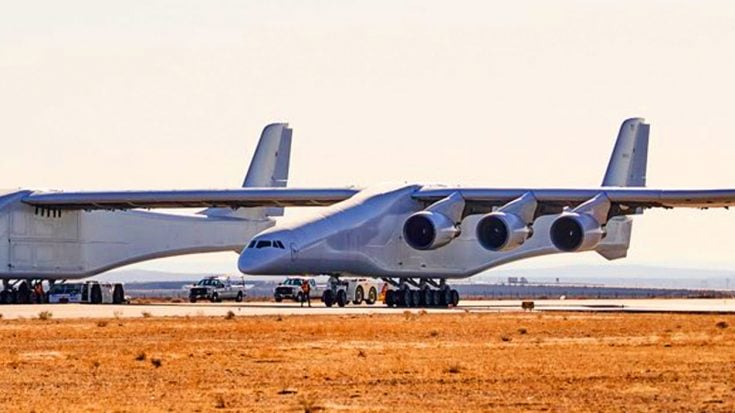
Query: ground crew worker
33,282,44,304
300,279,311,307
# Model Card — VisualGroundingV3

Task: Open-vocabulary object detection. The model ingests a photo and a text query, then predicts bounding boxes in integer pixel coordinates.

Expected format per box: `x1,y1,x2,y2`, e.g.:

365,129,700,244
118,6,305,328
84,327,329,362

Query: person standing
300,279,311,307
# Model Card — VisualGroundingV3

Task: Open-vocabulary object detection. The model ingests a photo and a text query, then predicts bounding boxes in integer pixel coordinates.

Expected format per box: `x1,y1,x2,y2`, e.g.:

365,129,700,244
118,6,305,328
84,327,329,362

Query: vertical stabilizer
597,117,649,260
602,118,649,187
203,123,292,220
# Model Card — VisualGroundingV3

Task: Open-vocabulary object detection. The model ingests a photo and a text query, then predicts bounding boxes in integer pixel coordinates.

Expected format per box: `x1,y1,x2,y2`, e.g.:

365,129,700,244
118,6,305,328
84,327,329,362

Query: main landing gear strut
382,278,460,308
0,279,50,305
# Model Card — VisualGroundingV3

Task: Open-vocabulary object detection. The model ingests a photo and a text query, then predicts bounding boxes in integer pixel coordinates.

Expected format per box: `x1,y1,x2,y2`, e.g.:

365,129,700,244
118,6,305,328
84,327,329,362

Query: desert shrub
97,320,108,327
151,358,162,368
518,328,528,335
225,310,236,320
135,352,146,361
445,364,462,374
501,336,512,342
38,311,52,321
141,311,152,318
214,394,227,409
716,321,729,329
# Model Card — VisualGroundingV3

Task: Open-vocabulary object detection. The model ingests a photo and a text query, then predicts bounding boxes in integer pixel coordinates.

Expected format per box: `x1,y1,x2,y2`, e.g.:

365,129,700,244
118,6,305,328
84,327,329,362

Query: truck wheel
91,284,102,304
353,286,364,305
274,296,283,303
112,284,125,304
336,290,347,307
366,287,378,305
210,292,220,303
189,296,197,303
236,292,243,302
322,290,335,307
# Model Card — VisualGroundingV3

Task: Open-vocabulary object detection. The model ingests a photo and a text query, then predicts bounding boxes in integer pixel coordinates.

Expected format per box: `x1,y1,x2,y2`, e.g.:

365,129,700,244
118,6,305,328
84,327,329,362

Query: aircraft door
290,243,299,261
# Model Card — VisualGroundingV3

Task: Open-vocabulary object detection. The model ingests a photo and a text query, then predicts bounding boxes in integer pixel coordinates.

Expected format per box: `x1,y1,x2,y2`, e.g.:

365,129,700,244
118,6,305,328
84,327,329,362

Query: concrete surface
1,299,735,320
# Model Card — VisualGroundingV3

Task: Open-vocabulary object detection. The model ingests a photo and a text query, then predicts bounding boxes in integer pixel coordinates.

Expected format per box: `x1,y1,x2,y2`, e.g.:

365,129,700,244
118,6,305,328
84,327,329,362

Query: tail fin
597,117,649,260
602,118,649,187
203,123,292,220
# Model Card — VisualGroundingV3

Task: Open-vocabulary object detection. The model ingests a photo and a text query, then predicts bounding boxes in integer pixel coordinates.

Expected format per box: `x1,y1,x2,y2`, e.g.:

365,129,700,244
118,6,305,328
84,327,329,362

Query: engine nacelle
403,211,460,250
550,212,605,252
476,212,531,251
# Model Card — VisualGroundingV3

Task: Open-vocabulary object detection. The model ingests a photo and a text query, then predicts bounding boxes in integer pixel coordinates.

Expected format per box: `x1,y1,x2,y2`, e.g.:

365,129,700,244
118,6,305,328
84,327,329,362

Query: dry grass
0,312,734,412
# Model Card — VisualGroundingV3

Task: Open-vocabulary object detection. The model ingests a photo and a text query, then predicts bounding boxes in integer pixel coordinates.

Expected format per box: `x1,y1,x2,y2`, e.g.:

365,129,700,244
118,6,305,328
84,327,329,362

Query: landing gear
0,279,48,305
381,278,460,309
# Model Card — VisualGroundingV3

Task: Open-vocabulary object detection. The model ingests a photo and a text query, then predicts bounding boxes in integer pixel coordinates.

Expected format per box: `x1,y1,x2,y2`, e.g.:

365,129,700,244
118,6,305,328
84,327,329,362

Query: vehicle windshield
49,284,82,294
284,279,304,286
197,279,220,286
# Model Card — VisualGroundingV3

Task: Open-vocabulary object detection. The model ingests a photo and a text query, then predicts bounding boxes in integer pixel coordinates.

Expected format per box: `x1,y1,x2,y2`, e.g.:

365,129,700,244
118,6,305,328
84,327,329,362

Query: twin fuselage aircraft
4,118,735,306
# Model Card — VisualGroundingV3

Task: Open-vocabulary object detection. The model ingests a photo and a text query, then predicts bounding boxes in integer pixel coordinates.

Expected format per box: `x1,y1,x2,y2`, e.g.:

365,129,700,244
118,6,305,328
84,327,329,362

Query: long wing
22,188,359,210
414,187,735,215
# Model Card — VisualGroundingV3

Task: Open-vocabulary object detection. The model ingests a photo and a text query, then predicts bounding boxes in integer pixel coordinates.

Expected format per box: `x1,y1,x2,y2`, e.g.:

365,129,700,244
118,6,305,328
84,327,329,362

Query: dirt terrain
0,311,733,412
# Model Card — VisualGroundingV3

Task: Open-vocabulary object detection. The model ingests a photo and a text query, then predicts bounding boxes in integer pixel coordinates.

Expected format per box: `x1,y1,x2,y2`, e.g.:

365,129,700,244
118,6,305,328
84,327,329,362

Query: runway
1,298,734,319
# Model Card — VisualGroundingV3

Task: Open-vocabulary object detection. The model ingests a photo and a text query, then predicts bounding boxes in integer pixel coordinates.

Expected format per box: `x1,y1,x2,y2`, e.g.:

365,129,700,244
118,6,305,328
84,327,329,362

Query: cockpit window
251,239,286,249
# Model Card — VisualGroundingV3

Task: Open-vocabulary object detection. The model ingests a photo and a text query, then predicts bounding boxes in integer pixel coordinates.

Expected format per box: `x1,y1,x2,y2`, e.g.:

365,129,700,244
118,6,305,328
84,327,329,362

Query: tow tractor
321,276,381,308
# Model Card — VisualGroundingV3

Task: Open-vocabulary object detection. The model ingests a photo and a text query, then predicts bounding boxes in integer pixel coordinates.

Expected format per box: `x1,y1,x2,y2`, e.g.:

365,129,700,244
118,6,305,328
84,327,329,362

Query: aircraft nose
237,244,288,275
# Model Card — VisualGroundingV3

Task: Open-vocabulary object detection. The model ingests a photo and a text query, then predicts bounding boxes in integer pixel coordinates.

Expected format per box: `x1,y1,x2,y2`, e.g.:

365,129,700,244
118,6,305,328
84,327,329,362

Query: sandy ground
1,298,735,320
0,312,734,412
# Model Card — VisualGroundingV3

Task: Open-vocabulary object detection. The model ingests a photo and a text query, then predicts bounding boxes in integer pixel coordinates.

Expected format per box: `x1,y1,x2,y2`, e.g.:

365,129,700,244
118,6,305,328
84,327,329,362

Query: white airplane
22,118,735,308
234,118,735,307
0,123,300,303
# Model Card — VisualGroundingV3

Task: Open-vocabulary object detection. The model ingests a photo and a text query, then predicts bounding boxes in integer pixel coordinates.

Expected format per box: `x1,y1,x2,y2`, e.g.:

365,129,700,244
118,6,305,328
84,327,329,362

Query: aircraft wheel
432,290,441,307
17,282,31,304
0,290,10,305
384,290,394,307
353,286,364,305
442,289,452,308
322,290,335,307
336,290,347,307
451,289,460,307
411,290,421,308
423,288,434,307
235,292,243,303
366,287,378,305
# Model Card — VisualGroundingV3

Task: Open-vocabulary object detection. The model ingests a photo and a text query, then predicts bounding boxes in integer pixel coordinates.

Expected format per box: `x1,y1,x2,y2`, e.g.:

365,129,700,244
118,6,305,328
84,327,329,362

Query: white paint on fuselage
238,184,633,279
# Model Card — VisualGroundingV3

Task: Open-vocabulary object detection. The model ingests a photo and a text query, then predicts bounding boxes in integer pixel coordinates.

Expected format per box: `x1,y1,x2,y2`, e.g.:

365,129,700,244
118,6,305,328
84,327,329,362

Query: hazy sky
2,1,735,275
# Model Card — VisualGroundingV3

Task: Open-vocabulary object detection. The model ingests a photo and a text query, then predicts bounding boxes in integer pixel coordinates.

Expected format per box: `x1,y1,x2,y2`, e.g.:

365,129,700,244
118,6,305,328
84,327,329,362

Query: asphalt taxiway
0,298,734,319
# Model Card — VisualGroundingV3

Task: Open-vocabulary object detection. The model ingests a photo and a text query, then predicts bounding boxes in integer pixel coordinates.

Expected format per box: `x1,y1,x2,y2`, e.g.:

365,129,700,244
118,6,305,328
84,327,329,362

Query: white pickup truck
189,276,247,303
273,277,324,302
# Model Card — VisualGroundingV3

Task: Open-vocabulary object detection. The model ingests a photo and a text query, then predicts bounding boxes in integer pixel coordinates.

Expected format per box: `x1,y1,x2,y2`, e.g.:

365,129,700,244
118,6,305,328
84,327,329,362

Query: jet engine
550,212,605,252
476,212,531,251
403,211,460,250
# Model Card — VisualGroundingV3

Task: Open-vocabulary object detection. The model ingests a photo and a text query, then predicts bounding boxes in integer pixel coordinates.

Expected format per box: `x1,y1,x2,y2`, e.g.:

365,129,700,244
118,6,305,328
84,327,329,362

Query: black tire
112,284,124,304
210,292,220,303
432,290,441,307
422,289,433,307
274,296,283,303
336,290,347,307
410,290,421,308
17,282,31,304
397,289,408,307
322,290,335,307
0,290,10,305
189,296,197,303
384,290,395,307
236,292,243,303
353,286,364,305
90,284,102,304
442,289,452,308
451,289,460,307
366,287,378,305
